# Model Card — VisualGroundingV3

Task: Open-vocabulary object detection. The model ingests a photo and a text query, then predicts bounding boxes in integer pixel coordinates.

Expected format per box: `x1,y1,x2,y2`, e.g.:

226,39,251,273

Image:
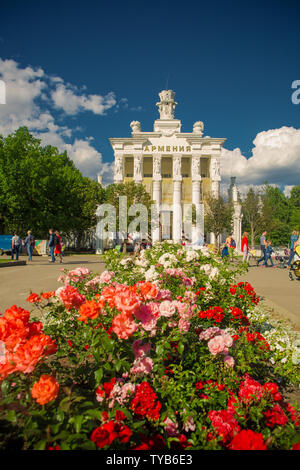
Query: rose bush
0,242,299,450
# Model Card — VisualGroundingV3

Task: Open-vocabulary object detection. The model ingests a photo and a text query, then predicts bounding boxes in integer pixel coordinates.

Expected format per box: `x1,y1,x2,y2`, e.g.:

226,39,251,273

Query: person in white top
11,230,21,260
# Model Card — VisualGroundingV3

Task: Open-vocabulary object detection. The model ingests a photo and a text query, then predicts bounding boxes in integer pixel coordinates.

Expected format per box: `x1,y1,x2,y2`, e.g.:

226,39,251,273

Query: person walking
287,230,299,267
241,231,250,263
54,230,63,263
257,230,268,266
48,228,56,263
24,230,35,262
263,240,276,268
226,233,236,261
11,231,21,260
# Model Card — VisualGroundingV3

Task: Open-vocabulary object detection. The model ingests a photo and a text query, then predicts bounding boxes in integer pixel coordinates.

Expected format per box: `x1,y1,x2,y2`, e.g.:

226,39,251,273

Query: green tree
0,127,104,241
242,188,263,248
263,185,292,246
290,185,300,232
103,181,153,238
204,195,233,249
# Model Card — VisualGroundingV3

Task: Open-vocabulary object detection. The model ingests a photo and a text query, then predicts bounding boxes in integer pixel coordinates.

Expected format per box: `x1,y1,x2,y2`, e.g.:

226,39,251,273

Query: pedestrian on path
263,240,276,268
287,230,299,267
11,230,21,260
48,228,56,263
24,230,35,262
226,233,236,261
241,232,250,263
257,230,268,266
54,230,63,263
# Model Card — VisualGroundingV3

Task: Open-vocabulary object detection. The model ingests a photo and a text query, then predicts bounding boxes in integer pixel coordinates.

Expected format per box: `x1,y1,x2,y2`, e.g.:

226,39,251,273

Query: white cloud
220,127,300,188
64,139,114,183
0,58,115,182
51,83,116,115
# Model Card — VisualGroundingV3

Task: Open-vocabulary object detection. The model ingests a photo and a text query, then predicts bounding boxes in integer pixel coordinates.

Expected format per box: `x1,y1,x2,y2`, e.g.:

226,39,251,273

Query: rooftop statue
156,90,178,120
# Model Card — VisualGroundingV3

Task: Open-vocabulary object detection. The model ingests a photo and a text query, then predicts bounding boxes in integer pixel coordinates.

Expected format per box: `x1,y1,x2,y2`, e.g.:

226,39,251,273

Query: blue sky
0,0,300,192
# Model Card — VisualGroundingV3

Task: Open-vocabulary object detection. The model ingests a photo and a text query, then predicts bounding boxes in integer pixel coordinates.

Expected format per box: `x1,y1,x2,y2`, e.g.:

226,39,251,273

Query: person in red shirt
241,231,250,263
54,230,63,264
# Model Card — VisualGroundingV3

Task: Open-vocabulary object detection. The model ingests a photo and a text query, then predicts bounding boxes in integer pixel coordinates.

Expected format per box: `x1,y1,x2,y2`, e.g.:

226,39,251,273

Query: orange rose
26,293,42,304
78,300,103,323
32,374,59,405
114,290,141,316
111,312,138,340
101,286,117,308
4,305,30,323
139,282,158,300
1,317,29,351
0,317,10,342
12,336,45,373
0,355,17,381
41,291,56,300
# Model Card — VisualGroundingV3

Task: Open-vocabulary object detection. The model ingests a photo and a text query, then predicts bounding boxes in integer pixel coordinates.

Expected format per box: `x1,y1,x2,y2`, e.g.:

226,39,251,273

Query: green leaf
94,368,103,385
73,415,84,433
84,409,102,420
34,440,47,450
5,410,17,423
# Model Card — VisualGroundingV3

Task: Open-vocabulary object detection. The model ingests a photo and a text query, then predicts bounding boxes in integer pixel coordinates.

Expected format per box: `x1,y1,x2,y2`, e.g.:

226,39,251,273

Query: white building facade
109,90,227,244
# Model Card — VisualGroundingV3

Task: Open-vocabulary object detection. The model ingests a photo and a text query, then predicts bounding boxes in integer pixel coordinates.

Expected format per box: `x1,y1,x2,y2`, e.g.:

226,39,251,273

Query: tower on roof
156,90,177,120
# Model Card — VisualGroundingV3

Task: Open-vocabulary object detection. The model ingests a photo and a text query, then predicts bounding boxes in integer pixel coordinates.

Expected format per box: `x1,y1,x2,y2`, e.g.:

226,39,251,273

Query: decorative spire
156,90,177,120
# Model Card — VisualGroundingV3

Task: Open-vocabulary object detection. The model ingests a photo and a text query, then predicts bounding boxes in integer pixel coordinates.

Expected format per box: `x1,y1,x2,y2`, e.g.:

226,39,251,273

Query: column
231,180,242,251
210,156,221,197
191,154,204,243
233,203,243,251
133,154,143,183
173,180,182,242
114,153,124,183
172,154,182,242
210,156,221,244
211,181,220,198
152,154,162,242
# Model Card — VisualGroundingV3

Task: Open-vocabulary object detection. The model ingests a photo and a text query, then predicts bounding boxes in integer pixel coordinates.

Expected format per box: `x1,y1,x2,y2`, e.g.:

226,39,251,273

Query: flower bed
0,242,299,450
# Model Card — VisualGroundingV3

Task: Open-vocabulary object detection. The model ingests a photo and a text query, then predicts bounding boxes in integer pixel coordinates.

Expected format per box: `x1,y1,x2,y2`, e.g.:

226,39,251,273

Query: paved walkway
237,264,300,329
0,254,299,329
0,254,105,312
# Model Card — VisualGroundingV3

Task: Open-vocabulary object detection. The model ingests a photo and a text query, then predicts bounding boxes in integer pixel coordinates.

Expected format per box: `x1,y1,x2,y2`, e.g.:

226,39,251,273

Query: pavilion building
109,90,227,243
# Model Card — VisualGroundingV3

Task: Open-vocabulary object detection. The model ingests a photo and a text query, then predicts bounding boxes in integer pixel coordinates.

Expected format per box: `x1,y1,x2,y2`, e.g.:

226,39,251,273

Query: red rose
229,430,267,450
263,382,278,395
115,410,127,422
115,423,132,443
91,421,118,448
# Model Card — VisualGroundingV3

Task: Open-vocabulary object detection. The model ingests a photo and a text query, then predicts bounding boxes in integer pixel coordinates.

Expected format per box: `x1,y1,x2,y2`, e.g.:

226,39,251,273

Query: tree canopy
242,185,300,247
103,181,154,237
204,195,233,246
0,127,104,239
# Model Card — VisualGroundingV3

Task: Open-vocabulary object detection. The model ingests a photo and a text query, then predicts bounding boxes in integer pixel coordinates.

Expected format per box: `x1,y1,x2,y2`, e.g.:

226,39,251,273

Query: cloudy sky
0,0,300,193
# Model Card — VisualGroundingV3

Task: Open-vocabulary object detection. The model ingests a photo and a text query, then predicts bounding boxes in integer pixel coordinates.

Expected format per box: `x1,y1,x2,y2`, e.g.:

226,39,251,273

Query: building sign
143,145,191,153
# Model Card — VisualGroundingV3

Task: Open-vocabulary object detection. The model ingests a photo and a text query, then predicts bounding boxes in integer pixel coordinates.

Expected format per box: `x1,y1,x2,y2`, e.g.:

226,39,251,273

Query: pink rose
159,300,176,317
132,340,151,358
224,355,235,368
221,333,233,348
183,416,196,432
208,335,226,355
163,417,179,436
178,318,190,332
99,271,114,284
130,357,154,375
